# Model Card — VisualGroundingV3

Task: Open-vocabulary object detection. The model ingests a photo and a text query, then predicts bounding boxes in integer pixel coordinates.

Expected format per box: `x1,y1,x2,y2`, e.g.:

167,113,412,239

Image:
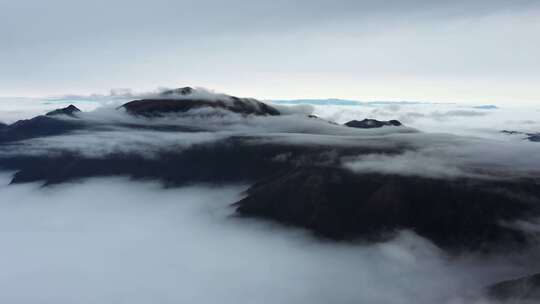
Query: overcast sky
1,0,539,103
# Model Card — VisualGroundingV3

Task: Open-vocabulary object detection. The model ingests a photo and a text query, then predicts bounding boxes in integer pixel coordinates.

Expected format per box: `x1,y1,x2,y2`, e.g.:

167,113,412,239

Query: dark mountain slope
0,115,85,143
234,166,540,251
1,137,396,185
488,273,540,301
345,119,402,128
46,104,81,117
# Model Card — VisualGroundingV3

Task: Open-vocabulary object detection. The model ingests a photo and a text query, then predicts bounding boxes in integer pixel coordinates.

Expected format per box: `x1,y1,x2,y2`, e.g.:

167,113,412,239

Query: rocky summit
345,119,402,128
46,104,81,117
121,87,280,117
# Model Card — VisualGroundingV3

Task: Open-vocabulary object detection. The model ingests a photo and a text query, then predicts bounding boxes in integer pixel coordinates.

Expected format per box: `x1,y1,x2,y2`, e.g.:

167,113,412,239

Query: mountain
501,130,540,142
122,87,280,117
529,133,540,142
487,273,540,301
345,119,402,129
46,104,81,117
234,166,537,251
0,115,84,143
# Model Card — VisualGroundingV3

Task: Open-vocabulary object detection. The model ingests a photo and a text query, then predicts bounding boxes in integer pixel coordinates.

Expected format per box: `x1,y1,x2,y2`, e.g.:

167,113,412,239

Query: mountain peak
121,88,280,117
46,105,81,117
345,119,402,129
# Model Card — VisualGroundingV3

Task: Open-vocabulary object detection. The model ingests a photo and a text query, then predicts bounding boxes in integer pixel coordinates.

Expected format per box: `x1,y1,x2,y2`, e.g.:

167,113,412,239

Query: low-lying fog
0,172,537,304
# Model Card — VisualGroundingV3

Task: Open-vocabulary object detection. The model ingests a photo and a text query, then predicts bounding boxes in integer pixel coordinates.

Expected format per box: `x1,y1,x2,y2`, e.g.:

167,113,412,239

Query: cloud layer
0,173,537,303
2,98,540,180
1,1,539,102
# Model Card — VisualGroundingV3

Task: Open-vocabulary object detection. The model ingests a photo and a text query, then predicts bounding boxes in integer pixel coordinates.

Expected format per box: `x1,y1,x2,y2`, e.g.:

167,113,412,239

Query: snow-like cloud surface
0,173,536,303
304,101,540,139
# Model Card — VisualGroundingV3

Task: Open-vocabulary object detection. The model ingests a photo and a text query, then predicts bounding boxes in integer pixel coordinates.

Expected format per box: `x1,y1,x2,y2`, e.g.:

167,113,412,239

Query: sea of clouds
0,172,538,304
1,93,540,303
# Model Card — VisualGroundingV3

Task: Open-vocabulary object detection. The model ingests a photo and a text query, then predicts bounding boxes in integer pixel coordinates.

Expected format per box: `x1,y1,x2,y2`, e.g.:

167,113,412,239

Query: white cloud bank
0,172,537,304
309,102,540,139
343,133,540,179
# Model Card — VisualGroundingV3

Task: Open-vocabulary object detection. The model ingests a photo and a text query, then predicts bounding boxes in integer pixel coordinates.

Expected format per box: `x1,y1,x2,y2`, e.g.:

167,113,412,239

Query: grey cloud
1,1,539,101
1,0,536,42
